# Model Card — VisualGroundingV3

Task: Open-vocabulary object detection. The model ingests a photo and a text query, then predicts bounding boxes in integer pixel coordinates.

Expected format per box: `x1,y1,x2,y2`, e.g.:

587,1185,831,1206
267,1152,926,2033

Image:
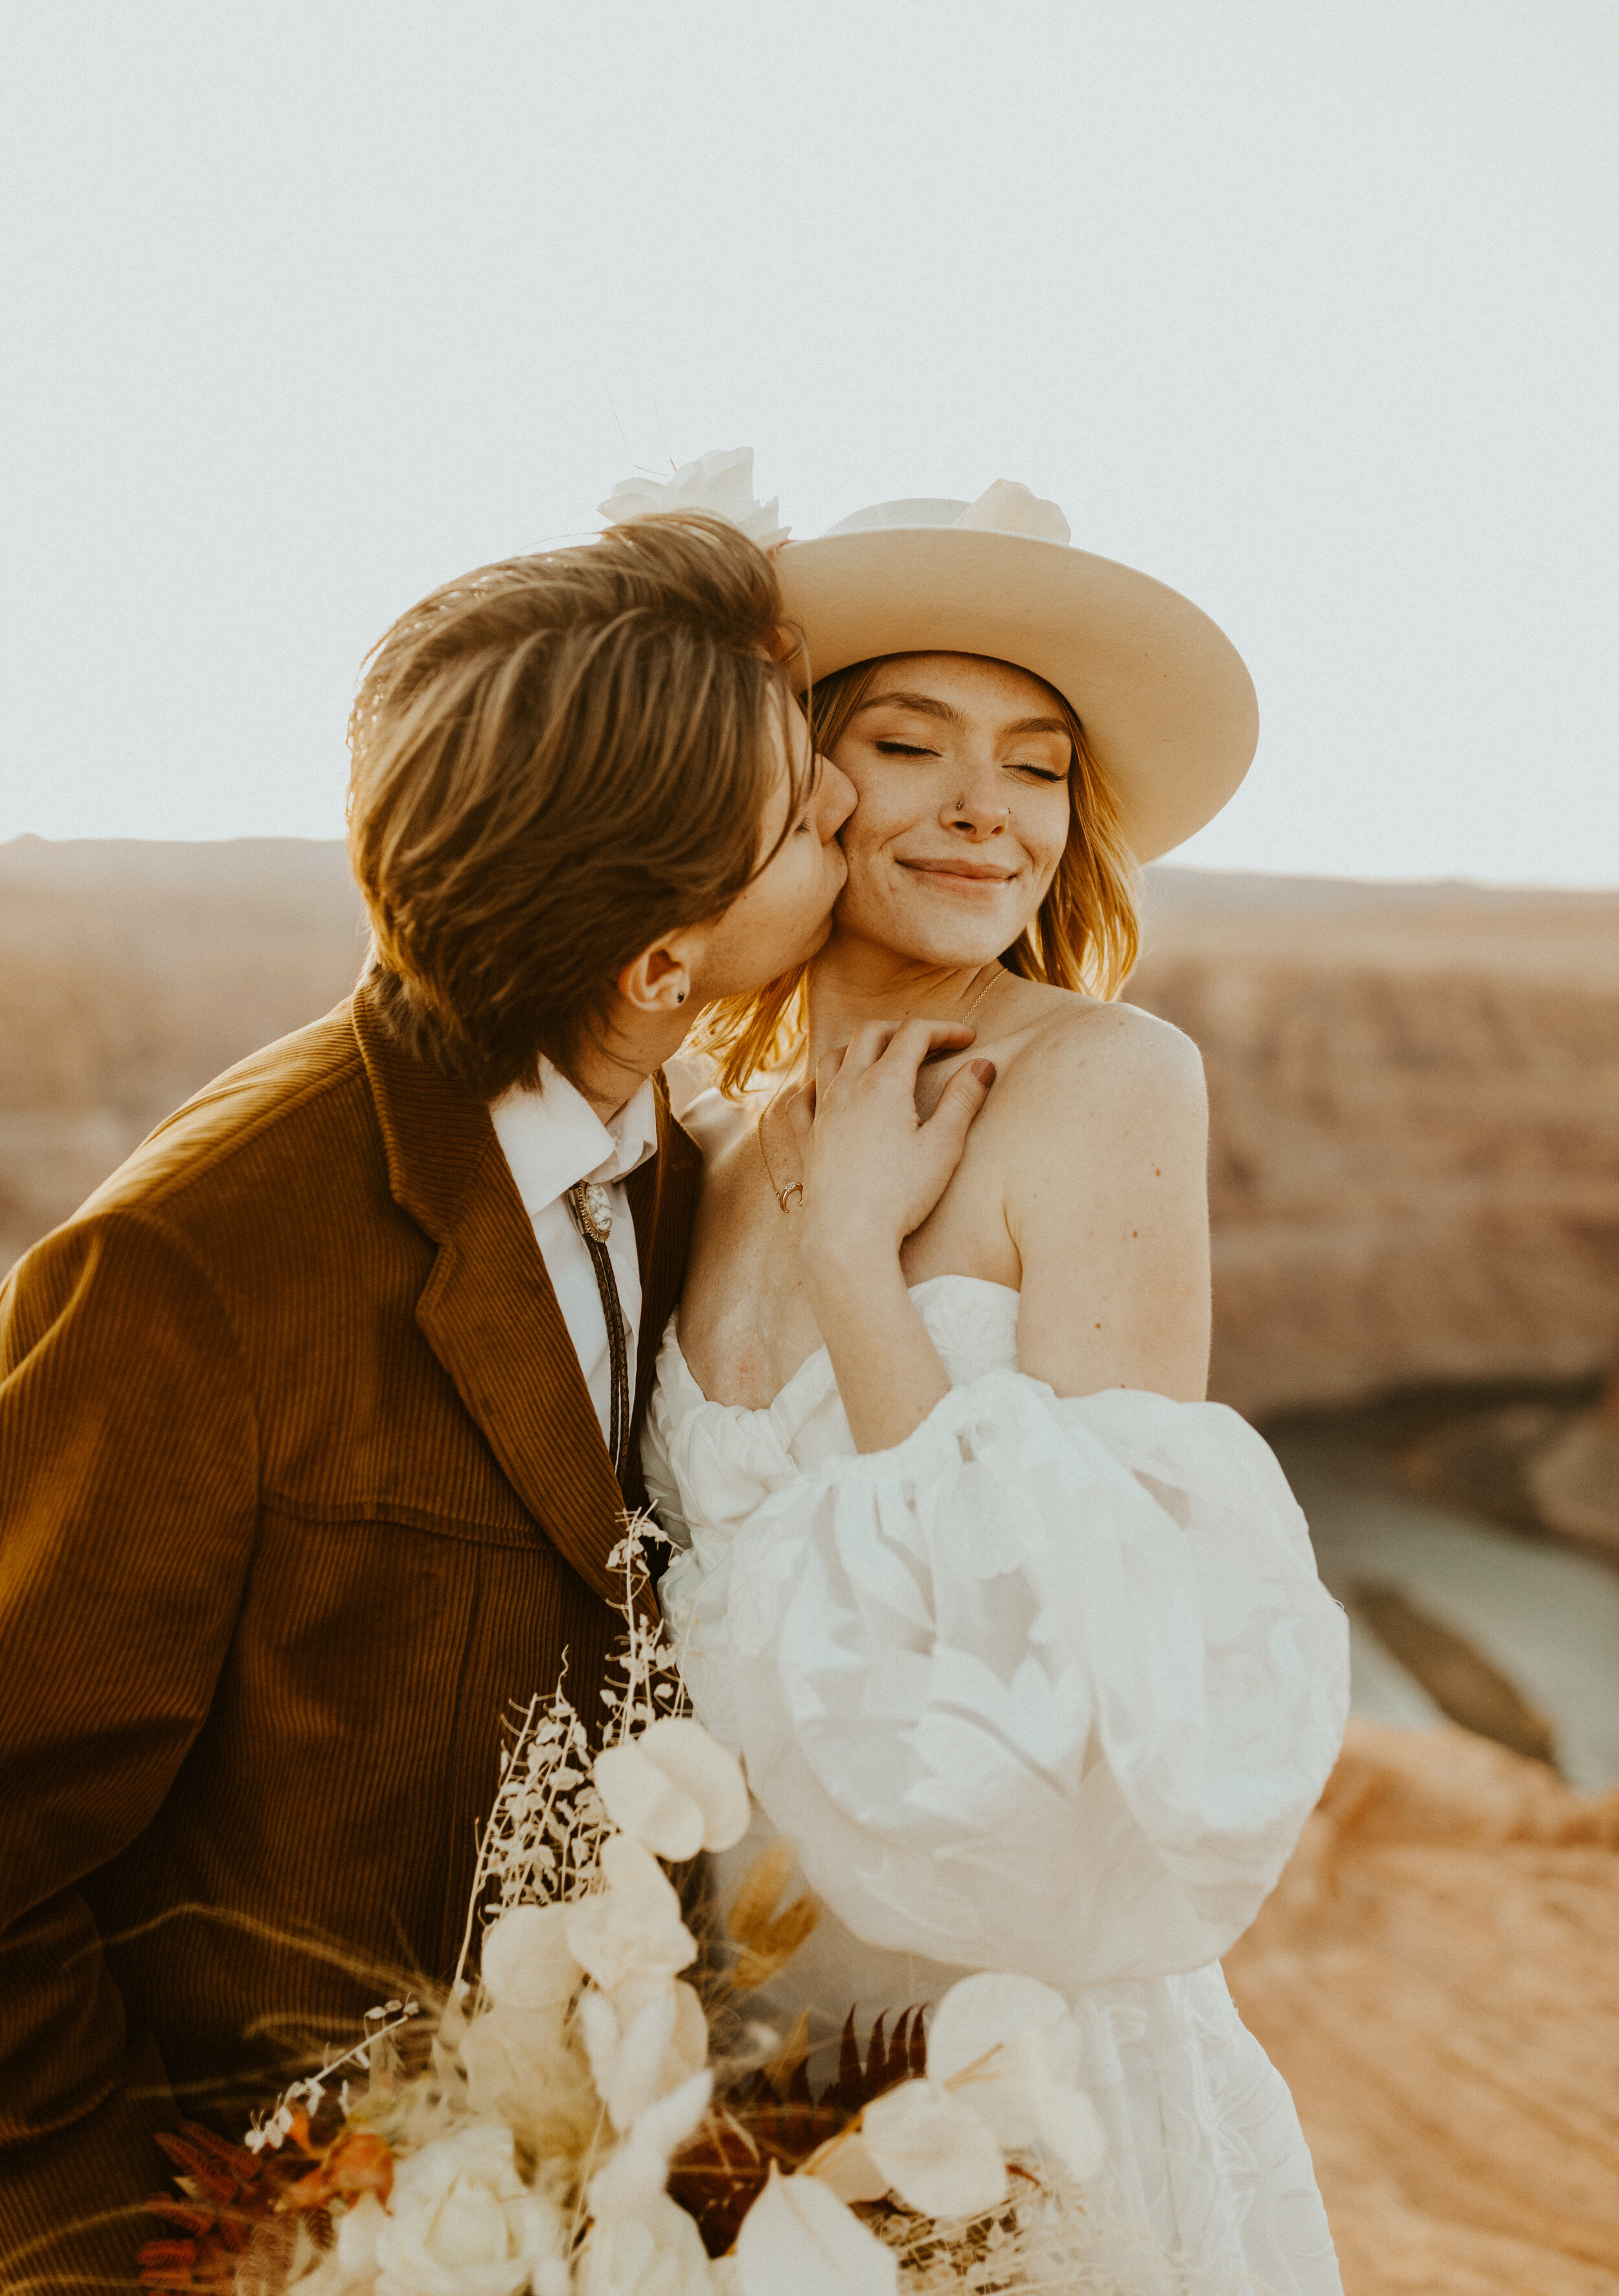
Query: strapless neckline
671,1271,1021,1420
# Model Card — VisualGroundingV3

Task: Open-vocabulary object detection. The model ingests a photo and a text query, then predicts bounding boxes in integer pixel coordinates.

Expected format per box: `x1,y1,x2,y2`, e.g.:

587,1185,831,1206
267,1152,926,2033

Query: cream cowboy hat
599,455,1258,863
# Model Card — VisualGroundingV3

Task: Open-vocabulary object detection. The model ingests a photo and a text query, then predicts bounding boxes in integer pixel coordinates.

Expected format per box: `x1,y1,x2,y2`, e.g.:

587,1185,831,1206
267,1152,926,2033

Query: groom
0,512,850,2282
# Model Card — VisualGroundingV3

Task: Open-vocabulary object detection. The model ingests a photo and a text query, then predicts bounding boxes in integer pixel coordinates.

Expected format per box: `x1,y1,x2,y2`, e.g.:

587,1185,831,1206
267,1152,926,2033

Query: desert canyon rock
1133,869,1619,1413
3,835,1616,1418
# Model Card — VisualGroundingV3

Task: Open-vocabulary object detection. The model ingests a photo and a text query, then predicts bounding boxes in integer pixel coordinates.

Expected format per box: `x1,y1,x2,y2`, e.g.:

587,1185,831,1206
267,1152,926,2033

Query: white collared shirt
489,1060,659,1451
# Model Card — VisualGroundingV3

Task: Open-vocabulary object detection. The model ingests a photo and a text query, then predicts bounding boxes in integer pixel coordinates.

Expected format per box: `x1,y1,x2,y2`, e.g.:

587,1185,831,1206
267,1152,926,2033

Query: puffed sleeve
669,1370,1349,1990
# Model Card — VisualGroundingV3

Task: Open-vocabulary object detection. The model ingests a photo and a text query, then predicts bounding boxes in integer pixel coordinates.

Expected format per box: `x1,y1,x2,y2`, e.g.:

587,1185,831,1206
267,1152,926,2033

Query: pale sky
2,1,1615,882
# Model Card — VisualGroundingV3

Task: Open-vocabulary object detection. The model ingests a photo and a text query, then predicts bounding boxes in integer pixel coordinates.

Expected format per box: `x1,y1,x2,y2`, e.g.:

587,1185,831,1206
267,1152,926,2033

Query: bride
634,472,1350,2293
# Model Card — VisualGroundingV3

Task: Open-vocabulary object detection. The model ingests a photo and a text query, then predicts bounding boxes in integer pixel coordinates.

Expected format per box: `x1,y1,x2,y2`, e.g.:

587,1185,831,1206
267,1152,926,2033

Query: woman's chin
833,905,1017,968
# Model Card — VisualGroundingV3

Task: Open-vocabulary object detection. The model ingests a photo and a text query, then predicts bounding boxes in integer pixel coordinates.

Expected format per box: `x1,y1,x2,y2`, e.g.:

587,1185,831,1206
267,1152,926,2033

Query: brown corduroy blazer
0,982,701,2286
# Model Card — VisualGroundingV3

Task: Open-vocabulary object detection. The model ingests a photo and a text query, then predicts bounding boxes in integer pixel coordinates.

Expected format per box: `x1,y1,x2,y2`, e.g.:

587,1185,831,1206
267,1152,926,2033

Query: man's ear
617,933,699,1016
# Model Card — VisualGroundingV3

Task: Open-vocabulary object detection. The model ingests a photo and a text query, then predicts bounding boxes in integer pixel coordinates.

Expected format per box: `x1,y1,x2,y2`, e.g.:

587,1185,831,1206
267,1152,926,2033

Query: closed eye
874,740,938,758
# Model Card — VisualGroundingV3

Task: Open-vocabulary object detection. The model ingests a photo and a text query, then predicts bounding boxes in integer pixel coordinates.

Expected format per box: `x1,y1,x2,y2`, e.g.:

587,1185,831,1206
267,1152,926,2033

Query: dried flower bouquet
143,1523,1138,2296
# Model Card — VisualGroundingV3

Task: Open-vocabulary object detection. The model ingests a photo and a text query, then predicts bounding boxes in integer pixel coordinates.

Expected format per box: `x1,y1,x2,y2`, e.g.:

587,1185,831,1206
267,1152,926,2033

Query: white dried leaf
633,1718,749,1851
595,1720,749,1860
593,1743,704,1863
587,2067,714,2223
927,1972,1078,2088
480,1904,579,2011
926,1970,1105,2181
563,1836,696,1993
927,1970,1079,2148
734,2163,897,2296
859,2079,1007,2220
578,1976,707,2132
605,1989,678,2133
576,2192,719,2294
613,1972,709,2086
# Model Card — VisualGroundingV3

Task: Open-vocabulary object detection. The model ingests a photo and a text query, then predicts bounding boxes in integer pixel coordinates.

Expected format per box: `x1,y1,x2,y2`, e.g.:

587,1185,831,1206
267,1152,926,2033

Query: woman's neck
803,933,1003,1074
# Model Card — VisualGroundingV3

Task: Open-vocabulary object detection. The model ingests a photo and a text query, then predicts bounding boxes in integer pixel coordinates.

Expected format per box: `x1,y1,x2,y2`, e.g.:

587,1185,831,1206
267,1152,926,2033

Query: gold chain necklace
756,964,1005,1215
756,1073,806,1213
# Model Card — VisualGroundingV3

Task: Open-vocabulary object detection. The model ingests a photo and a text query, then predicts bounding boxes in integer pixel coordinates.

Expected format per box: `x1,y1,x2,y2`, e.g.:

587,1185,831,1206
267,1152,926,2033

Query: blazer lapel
352,984,629,1606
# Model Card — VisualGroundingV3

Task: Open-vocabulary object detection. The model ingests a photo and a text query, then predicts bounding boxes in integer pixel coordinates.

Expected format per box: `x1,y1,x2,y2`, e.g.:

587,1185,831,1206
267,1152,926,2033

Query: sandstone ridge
1133,870,1619,1413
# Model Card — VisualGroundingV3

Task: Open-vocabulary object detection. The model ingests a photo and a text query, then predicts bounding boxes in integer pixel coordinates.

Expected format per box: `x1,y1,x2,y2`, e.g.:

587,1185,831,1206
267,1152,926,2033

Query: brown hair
694,653,1141,1095
347,512,803,1100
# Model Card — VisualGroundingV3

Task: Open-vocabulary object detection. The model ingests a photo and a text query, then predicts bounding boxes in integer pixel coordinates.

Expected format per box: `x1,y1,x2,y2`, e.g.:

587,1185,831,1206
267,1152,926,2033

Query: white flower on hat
598,448,789,549
953,479,1071,545
594,1718,750,1863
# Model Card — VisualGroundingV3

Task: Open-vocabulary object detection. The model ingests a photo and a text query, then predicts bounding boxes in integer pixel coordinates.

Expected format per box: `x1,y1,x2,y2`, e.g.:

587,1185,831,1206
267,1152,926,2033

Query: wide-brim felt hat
773,484,1258,865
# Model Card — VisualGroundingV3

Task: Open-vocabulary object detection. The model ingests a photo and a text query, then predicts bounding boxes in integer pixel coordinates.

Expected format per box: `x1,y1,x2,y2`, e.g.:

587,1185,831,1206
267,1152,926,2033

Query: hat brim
775,526,1258,864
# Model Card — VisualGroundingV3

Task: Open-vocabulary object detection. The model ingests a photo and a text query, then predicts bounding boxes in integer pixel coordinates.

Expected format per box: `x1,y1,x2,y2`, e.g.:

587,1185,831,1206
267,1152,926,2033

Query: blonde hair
693,654,1140,1096
348,513,804,1100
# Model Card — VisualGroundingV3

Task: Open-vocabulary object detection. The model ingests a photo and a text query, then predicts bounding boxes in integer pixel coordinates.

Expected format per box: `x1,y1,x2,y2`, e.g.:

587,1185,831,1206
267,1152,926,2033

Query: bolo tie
565,1178,631,1484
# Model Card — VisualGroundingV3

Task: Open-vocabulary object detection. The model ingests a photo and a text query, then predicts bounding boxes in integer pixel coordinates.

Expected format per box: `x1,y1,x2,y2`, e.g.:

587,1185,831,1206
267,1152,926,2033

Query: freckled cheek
837,769,923,851
837,812,910,880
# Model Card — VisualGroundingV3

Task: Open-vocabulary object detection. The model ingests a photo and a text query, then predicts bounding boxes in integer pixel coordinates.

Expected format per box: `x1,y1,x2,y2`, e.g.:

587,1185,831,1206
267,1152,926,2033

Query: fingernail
971,1059,996,1085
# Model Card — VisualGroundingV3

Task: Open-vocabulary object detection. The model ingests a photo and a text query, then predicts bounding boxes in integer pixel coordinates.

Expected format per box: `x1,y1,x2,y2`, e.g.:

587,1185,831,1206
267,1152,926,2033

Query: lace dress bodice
642,1275,1348,2293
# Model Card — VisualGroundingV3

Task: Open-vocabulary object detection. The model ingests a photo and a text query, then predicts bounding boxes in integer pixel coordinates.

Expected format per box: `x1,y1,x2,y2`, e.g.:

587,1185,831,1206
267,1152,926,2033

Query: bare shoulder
988,995,1210,1399
993,990,1206,1142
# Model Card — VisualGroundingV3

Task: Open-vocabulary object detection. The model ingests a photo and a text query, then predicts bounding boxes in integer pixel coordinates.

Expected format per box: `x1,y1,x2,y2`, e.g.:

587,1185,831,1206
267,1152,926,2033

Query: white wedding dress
642,1275,1350,2294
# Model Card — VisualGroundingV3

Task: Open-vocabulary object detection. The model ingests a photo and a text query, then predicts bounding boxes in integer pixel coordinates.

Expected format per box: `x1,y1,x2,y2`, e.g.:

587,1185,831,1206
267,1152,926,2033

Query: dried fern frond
139,2120,329,2293
825,2006,929,2117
